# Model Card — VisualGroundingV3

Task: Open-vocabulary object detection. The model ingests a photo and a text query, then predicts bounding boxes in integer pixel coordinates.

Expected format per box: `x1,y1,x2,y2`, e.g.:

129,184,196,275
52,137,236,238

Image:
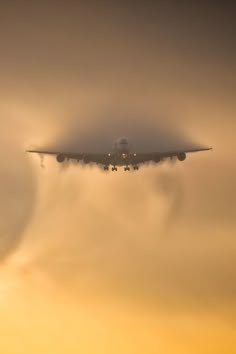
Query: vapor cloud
0,1,235,352
0,111,36,261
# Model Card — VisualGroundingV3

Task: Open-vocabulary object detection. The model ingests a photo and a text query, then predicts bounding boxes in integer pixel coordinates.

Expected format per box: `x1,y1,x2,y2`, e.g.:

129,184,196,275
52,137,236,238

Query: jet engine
83,156,92,163
177,152,186,161
56,154,65,163
154,155,161,163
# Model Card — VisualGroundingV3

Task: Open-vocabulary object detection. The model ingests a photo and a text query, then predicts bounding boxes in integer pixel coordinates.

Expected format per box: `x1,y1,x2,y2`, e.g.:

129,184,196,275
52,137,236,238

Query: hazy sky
0,1,236,353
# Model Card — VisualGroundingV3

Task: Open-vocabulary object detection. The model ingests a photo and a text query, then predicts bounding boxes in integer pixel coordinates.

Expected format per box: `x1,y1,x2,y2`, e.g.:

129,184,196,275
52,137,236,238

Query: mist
0,110,36,261
0,1,235,353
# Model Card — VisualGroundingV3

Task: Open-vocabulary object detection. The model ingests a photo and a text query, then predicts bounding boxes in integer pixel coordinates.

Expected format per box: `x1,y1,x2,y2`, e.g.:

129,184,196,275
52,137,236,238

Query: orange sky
0,1,236,353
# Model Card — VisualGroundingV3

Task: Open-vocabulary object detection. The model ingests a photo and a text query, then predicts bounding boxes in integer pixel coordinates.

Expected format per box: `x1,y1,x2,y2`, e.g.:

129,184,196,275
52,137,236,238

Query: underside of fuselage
102,152,140,171
110,153,131,166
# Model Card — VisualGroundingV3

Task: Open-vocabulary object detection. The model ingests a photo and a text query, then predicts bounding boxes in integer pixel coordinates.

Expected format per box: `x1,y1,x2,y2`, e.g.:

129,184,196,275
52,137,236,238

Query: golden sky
0,1,236,353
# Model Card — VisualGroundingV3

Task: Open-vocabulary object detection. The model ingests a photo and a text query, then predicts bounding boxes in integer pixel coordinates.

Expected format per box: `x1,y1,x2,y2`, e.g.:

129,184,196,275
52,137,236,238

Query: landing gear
104,165,109,171
133,165,139,170
112,166,118,171
124,166,130,171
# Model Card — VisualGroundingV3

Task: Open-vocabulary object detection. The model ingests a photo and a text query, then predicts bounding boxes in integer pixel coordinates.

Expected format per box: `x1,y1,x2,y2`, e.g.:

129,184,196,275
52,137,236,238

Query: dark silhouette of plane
27,136,212,171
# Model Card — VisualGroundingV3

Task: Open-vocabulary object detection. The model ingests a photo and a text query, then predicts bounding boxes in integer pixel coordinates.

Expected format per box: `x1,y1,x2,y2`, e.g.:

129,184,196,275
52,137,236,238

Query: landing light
122,154,126,158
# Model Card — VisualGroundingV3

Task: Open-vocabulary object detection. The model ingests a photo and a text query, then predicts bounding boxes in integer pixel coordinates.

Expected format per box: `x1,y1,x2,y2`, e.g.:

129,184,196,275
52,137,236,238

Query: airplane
27,136,212,171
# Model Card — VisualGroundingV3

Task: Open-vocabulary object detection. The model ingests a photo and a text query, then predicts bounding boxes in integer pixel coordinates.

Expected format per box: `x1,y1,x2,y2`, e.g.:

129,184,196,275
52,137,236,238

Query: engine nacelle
177,152,186,161
154,155,161,163
56,154,65,163
83,156,92,163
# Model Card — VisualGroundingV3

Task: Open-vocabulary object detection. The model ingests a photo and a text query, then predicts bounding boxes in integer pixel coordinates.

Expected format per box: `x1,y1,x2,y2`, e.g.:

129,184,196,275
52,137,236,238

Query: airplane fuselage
113,137,130,154
104,137,138,170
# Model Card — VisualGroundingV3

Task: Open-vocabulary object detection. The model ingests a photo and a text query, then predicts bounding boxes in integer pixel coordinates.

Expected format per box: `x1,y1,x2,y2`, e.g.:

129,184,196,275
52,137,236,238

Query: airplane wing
26,149,110,164
27,146,212,166
132,147,212,164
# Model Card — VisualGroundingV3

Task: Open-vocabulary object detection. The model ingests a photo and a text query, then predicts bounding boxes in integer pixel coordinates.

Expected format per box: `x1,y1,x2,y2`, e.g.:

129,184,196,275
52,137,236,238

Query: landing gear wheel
112,166,117,171
133,166,139,170
124,166,130,171
104,166,109,171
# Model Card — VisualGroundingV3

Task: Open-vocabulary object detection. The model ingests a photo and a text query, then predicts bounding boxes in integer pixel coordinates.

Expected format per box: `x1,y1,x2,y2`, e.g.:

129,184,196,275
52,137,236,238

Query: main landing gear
124,165,139,171
104,165,118,171
104,165,139,172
